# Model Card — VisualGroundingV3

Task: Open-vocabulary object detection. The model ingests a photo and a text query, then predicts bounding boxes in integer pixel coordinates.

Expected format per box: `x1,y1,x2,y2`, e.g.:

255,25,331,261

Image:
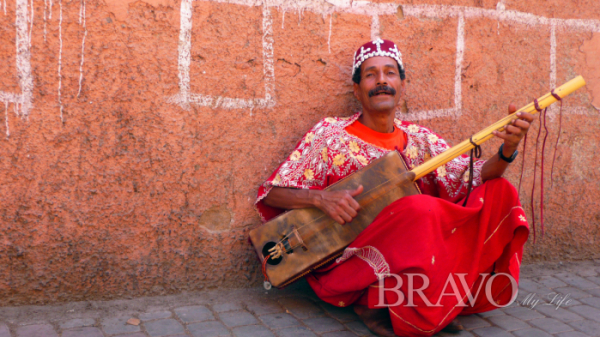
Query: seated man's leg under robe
306,178,529,337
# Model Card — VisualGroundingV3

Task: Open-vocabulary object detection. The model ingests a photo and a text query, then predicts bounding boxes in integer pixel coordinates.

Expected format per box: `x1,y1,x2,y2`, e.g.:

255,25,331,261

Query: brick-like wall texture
0,0,599,305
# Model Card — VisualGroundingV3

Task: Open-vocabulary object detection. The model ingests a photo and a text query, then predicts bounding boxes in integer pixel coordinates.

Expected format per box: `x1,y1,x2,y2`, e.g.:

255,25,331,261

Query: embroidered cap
352,38,404,76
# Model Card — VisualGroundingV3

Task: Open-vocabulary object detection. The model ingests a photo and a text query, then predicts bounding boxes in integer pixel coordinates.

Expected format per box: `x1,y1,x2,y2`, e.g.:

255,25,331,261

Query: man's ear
353,82,360,101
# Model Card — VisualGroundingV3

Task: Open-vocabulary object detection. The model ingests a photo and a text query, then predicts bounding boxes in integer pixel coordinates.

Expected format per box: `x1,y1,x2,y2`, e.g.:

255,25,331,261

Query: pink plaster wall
0,0,599,305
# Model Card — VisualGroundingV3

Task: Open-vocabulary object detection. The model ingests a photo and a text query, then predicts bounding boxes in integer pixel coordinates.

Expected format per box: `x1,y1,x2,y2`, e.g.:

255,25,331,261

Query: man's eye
366,73,374,77
388,71,396,75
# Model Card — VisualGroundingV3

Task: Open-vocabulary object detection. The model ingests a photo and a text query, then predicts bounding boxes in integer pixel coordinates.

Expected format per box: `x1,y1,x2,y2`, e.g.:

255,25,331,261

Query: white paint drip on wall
48,0,52,19
58,0,63,122
3,0,6,15
370,15,379,41
0,0,33,123
548,20,557,119
281,9,284,29
454,13,465,115
43,0,47,41
328,15,332,54
169,0,276,110
77,0,87,97
5,102,9,138
28,0,34,49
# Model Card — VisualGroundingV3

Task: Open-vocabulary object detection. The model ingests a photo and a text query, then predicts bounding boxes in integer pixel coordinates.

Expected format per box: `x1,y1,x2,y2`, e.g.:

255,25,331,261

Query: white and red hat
352,38,404,75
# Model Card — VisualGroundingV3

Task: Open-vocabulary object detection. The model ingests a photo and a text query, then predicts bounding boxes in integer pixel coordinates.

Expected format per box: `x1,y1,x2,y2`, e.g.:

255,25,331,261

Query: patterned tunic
256,111,485,222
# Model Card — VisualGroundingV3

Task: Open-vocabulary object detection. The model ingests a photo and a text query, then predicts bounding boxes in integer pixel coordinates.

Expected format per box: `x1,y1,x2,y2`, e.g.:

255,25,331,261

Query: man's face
353,56,404,114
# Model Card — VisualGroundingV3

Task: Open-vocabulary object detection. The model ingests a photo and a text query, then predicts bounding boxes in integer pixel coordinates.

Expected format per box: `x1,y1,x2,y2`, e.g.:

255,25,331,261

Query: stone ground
2,260,600,337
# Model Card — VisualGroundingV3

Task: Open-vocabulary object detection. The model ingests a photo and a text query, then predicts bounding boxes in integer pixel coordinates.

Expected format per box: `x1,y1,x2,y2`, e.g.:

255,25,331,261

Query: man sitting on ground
255,39,532,337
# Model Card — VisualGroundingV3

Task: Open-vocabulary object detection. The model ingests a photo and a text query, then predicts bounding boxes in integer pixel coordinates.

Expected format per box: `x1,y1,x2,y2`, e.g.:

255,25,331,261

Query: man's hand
263,185,364,225
492,103,535,155
313,185,363,225
481,103,535,181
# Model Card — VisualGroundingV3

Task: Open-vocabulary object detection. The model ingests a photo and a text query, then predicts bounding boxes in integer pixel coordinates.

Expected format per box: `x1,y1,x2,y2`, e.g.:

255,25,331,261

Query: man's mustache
368,85,397,97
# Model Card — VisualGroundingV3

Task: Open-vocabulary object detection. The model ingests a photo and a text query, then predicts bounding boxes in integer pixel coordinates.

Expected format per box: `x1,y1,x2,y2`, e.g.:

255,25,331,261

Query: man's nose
376,71,387,85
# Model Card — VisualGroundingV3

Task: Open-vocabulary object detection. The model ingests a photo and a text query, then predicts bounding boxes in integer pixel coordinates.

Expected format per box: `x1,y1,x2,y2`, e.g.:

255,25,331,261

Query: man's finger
348,197,361,211
516,112,535,123
340,211,353,223
507,103,517,114
512,119,530,131
342,203,358,218
350,185,364,197
505,125,522,135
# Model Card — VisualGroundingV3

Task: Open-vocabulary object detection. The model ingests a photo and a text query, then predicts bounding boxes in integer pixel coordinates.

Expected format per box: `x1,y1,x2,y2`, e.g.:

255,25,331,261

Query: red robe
255,112,529,336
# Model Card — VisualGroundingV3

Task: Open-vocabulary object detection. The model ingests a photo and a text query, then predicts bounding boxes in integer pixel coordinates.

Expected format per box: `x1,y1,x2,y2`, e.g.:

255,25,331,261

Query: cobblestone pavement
2,260,600,337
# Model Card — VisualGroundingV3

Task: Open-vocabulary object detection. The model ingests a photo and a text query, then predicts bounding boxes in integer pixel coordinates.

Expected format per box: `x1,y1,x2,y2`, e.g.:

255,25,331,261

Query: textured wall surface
0,0,599,305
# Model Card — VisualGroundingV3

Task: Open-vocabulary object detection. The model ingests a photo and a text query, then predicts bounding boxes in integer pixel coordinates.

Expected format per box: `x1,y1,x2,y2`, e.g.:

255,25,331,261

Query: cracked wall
0,0,599,305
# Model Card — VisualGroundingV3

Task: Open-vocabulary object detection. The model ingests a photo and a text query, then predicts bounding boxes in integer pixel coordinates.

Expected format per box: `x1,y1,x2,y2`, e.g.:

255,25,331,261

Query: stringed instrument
249,76,586,289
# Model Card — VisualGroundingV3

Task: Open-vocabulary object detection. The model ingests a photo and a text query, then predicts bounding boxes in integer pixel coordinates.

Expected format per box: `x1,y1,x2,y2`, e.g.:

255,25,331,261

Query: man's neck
359,111,395,133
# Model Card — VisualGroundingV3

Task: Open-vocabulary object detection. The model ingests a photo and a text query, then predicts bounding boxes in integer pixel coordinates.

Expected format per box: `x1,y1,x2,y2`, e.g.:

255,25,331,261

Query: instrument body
249,151,419,288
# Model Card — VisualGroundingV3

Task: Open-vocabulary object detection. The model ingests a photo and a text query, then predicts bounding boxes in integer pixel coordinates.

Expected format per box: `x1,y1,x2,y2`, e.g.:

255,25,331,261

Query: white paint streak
370,15,379,41
454,13,464,115
58,0,63,122
29,0,34,48
328,15,332,54
3,0,6,15
169,0,276,110
48,0,52,19
281,9,284,29
0,0,33,120
43,0,47,41
548,20,558,119
5,102,9,138
77,0,87,97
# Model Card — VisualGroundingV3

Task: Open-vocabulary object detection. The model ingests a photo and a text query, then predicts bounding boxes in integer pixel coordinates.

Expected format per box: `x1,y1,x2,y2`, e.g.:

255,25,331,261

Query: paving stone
555,274,600,290
552,287,594,300
585,288,600,297
512,328,552,337
456,315,491,330
503,305,545,320
580,297,600,310
536,276,568,289
139,311,172,321
568,319,600,336
436,330,475,337
61,327,104,337
219,311,258,328
476,309,506,318
245,300,284,316
0,325,9,337
528,317,573,334
144,319,185,336
577,269,598,278
586,276,600,286
556,331,591,337
344,321,375,336
275,326,318,337
321,331,359,337
174,305,214,323
319,303,359,323
101,317,141,335
188,320,231,337
534,305,584,323
518,279,553,296
471,326,514,337
303,317,344,333
487,315,530,331
15,324,59,337
111,334,147,337
212,302,243,313
260,313,301,329
279,298,324,320
232,324,275,337
59,318,96,329
568,305,600,323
